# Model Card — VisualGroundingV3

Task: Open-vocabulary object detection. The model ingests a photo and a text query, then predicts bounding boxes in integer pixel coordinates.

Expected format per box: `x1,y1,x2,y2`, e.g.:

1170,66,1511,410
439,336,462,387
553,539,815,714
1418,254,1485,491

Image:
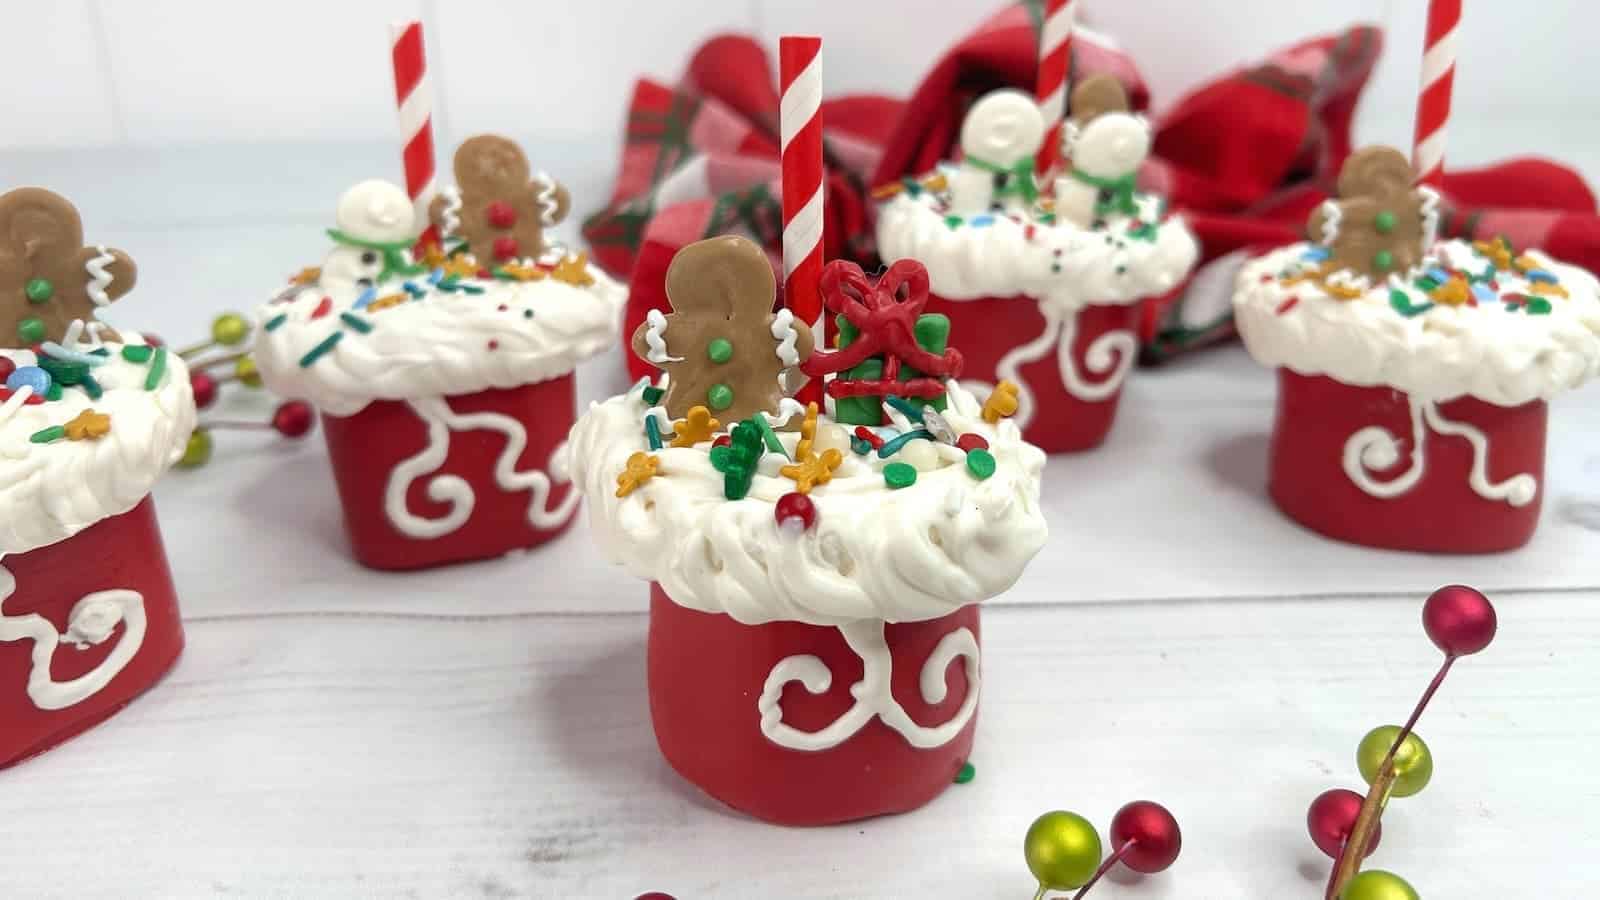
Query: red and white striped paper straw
390,20,441,254
1034,0,1075,178
1412,0,1460,190
780,35,825,406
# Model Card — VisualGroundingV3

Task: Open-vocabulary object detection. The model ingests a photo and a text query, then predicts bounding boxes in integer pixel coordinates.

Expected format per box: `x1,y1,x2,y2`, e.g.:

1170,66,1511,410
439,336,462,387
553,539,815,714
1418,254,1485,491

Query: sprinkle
78,374,102,400
487,340,499,351
956,433,989,453
644,414,665,450
339,312,373,334
1426,266,1451,283
884,396,925,424
751,414,789,459
1275,296,1299,316
45,383,62,402
853,426,884,450
297,332,342,367
615,452,660,498
982,381,1020,424
670,406,721,448
883,462,917,489
969,214,995,228
943,215,963,229
954,762,976,784
353,286,378,309
850,435,873,455
1527,298,1554,315
63,409,111,441
264,313,288,332
144,347,168,390
1470,283,1497,307
40,342,106,367
641,385,666,406
878,428,935,459
121,345,153,363
1388,289,1434,318
1301,246,1331,262
310,296,333,319
29,425,65,444
1526,269,1557,284
965,448,997,480
921,408,958,444
404,281,429,296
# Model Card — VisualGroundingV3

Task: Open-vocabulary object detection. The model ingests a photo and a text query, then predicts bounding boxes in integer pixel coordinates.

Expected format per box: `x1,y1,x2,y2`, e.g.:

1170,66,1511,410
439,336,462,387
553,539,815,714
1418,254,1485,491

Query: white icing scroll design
85,246,117,307
1342,398,1537,507
984,307,1137,430
758,619,979,752
770,308,801,367
642,309,683,364
0,564,146,711
384,395,580,539
437,185,463,239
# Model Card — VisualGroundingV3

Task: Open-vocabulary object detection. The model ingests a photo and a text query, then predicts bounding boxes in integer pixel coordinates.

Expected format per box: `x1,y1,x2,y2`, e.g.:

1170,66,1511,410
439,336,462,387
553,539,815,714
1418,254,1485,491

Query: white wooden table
2,143,1598,899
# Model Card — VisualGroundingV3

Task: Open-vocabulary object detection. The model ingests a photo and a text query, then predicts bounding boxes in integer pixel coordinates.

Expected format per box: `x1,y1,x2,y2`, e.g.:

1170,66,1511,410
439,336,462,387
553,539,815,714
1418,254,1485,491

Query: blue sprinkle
1301,246,1331,262
6,365,52,395
969,215,995,228
1426,267,1451,283
353,285,378,309
427,268,445,285
403,281,427,297
1470,283,1498,306
1527,269,1557,284
39,342,107,367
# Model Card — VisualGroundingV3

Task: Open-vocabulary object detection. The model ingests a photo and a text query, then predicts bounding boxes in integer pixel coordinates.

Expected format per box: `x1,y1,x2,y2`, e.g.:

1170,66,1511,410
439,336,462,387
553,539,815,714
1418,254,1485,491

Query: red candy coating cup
924,292,1142,452
647,584,980,826
1269,370,1546,553
320,376,578,570
0,497,184,769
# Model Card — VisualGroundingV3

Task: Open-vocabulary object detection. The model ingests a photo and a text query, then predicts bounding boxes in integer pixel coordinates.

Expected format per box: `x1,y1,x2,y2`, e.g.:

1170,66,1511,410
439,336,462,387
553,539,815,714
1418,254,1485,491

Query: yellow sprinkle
670,406,721,447
367,293,410,312
64,409,111,441
780,449,842,494
498,262,547,282
982,381,1020,424
1428,276,1472,307
1528,280,1570,299
551,252,596,287
442,256,482,279
291,266,322,285
616,451,660,497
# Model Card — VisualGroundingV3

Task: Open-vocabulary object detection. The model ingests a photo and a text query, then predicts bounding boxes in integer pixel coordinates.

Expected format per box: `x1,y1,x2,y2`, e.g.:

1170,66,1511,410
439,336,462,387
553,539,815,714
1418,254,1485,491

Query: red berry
0,357,15,383
774,492,816,530
1422,585,1496,656
492,236,520,261
486,201,517,229
1109,801,1181,874
190,371,218,409
1306,789,1379,860
271,401,315,438
956,433,989,453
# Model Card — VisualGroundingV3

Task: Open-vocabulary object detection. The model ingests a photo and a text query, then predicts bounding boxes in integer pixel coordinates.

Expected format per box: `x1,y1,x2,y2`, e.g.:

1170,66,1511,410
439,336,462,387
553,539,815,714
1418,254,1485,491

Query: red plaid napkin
585,3,1600,376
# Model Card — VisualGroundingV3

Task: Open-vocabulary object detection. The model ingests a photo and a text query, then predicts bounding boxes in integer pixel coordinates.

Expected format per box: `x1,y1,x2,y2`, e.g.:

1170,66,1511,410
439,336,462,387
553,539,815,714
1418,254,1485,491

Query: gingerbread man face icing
430,134,572,265
631,235,815,423
0,188,134,348
1308,146,1432,281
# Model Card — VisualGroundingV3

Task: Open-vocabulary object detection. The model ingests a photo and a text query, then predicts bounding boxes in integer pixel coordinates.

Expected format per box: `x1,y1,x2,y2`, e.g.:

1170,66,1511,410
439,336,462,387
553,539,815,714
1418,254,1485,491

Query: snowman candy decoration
946,90,1047,218
320,179,420,293
1052,75,1151,229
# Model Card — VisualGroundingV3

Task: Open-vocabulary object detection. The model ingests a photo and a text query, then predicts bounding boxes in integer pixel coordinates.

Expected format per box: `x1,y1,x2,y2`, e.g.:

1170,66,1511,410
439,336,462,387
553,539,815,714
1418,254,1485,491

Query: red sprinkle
853,426,884,449
1275,296,1300,315
487,340,500,351
1023,224,1036,241
956,433,989,453
1259,273,1274,283
310,296,333,320
0,387,45,405
712,435,731,448
497,304,509,312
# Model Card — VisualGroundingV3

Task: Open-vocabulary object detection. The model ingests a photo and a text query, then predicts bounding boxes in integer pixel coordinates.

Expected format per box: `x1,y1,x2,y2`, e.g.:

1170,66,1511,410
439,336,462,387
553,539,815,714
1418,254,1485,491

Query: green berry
965,448,996,480
1374,210,1397,234
17,317,46,344
883,462,917,489
707,337,733,364
25,278,53,303
707,383,734,411
211,313,250,346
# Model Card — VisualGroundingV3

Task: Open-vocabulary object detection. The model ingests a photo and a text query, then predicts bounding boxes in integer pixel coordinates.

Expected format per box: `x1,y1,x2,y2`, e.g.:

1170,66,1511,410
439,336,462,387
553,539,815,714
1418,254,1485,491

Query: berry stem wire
1070,840,1132,899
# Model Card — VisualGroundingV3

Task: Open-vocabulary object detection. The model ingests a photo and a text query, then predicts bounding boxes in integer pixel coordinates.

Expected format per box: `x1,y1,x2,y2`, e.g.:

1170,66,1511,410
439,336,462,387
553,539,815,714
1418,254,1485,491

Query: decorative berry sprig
1309,585,1497,900
1024,801,1181,898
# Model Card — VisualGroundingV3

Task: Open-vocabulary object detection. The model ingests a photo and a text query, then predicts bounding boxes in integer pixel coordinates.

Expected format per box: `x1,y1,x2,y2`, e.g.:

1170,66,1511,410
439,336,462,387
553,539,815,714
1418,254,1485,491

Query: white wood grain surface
2,132,1598,897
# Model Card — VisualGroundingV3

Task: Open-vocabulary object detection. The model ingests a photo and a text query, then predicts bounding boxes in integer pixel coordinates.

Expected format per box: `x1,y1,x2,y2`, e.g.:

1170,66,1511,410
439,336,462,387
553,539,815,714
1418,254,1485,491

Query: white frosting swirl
0,340,195,555
254,263,626,417
1234,240,1600,406
875,187,1198,313
568,381,1048,627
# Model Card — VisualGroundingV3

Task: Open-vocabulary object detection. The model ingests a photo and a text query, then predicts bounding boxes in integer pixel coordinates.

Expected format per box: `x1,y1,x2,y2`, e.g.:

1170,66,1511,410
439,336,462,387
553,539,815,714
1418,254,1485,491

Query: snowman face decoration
960,90,1047,167
335,179,417,245
1069,112,1152,179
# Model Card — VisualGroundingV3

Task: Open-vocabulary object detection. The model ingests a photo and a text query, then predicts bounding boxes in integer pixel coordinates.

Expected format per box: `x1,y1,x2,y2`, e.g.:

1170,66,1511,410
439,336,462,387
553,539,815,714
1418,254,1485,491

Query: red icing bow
800,259,963,399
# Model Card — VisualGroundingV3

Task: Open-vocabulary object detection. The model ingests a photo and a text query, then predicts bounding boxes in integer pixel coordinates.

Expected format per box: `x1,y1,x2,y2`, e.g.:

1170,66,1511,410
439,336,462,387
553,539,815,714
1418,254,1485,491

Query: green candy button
25,278,53,303
965,448,996,480
1374,210,1397,234
883,462,917,489
1373,249,1395,272
707,383,734,411
707,337,733,364
17,317,46,344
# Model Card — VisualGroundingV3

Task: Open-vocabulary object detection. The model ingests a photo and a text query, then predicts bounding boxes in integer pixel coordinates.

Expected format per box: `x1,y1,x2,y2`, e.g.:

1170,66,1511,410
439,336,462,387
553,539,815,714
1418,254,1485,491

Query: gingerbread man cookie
0,188,134,347
1068,74,1131,128
429,134,572,264
1308,146,1431,281
631,235,814,423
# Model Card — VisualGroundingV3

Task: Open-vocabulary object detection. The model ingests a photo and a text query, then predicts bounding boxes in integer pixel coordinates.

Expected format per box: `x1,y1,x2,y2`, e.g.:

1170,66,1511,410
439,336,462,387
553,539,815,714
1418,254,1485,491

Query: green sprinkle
954,762,976,784
884,395,925,424
78,374,102,400
264,313,288,332
645,415,664,450
298,332,343,367
883,462,917,489
25,278,53,303
878,428,934,459
121,345,153,363
339,312,373,334
752,414,788,459
29,425,65,444
641,385,665,406
17,317,45,344
707,383,734,411
143,347,168,390
707,337,733,364
1389,289,1433,318
1528,298,1553,315
45,382,62,401
965,448,996,480
1374,210,1397,234
944,215,963,230
39,357,87,386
